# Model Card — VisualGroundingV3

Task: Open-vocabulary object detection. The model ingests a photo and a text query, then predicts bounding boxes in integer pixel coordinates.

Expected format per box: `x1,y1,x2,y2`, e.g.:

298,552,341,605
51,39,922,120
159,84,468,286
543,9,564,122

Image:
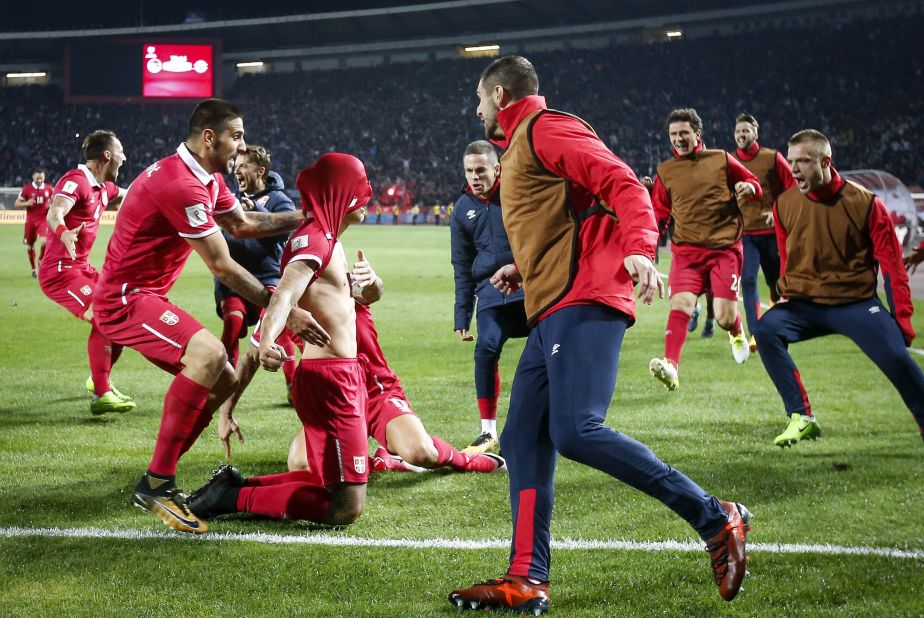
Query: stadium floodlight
665,30,683,38
6,72,47,78
236,61,264,68
463,45,500,52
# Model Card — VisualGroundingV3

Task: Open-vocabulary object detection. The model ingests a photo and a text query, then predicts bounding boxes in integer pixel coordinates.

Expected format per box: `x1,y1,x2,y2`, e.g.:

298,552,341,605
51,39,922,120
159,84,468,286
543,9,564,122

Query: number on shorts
730,273,740,292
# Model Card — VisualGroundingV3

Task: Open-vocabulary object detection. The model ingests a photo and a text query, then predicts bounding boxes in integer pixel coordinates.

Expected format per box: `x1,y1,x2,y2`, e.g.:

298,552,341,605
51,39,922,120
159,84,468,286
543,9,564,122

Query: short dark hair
188,98,243,138
789,129,832,158
242,145,271,172
31,167,46,175
479,55,539,101
665,108,702,133
735,113,759,128
463,140,498,163
81,130,118,161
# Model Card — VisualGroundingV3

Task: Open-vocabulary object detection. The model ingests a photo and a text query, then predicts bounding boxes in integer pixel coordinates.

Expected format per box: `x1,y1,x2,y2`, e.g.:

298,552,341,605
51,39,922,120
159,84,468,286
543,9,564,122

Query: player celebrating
187,153,375,526
730,113,796,350
39,131,134,415
92,99,317,534
649,108,763,391
451,140,528,453
16,167,53,278
214,145,301,397
755,129,924,446
448,56,751,614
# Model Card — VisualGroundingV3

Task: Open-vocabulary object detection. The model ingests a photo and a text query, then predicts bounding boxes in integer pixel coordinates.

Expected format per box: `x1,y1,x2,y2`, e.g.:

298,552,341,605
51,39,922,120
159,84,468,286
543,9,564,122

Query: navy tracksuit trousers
742,234,781,336
754,297,924,433
501,304,727,581
474,301,530,399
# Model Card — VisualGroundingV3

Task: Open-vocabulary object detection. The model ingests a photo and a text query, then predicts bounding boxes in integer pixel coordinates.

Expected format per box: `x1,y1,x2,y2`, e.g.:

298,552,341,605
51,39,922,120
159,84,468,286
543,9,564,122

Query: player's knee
400,440,439,467
326,489,365,525
188,337,229,374
474,342,502,361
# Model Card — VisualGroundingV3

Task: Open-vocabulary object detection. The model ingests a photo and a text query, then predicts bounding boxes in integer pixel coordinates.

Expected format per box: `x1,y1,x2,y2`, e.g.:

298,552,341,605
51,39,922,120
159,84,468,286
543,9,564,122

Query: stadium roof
0,0,914,66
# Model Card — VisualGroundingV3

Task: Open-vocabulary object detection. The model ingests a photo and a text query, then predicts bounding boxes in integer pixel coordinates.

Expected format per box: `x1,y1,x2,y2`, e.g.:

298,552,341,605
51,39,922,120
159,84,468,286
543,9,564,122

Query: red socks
431,435,466,468
728,313,743,337
477,397,498,421
237,471,330,521
220,297,248,368
87,324,114,396
27,247,36,270
664,310,690,367
149,373,212,476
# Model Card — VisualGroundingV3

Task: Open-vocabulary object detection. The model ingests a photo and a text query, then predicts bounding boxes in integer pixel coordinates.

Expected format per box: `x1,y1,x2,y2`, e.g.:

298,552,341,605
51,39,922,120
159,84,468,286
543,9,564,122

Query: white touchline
1,527,922,559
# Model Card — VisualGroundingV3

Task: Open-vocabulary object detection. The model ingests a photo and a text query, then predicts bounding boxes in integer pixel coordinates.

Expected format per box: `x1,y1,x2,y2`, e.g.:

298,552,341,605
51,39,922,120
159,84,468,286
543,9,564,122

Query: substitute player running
92,99,319,534
39,131,135,415
16,167,53,278
448,56,751,614
730,113,795,350
649,108,763,391
755,129,924,446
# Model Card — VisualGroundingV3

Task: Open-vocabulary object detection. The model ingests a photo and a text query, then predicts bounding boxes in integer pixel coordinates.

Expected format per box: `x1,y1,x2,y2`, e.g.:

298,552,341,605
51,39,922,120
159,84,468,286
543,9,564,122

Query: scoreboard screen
65,38,220,103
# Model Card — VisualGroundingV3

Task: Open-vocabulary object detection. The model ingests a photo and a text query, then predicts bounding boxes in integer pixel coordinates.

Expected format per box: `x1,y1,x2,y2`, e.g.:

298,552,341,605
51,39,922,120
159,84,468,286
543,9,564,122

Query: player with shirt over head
186,153,376,527
39,131,134,415
649,107,763,391
91,99,319,534
16,167,54,278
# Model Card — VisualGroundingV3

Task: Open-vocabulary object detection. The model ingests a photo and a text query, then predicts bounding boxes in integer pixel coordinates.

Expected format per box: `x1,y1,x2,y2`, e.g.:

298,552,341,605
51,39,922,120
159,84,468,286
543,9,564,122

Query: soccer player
730,113,796,350
214,145,301,396
187,153,375,526
285,251,505,475
755,129,924,446
92,99,319,534
649,108,763,391
448,56,751,614
16,167,53,278
39,131,135,415
451,140,529,452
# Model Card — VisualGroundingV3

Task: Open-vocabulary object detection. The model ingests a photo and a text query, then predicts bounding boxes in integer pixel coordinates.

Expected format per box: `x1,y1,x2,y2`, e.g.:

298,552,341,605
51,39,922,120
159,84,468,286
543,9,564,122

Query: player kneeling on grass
188,153,376,525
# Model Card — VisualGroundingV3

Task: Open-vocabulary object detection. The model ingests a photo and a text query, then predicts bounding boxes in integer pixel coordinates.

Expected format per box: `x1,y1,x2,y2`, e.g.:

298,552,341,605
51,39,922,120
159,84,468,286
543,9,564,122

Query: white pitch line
1,527,922,560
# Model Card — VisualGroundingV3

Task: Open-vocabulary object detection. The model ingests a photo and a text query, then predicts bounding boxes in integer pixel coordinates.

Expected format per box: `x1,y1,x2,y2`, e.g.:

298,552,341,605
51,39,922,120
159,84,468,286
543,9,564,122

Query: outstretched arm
188,232,272,308
46,195,81,259
216,204,305,239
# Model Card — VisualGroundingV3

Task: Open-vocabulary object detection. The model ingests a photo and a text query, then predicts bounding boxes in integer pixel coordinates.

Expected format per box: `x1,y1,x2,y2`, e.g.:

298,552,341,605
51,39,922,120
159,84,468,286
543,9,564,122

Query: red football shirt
42,166,119,268
354,301,400,396
19,181,54,222
94,143,239,309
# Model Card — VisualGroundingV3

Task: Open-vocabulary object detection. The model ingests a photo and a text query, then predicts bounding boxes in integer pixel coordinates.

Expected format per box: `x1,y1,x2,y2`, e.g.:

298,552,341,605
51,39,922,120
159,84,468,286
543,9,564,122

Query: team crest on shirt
353,455,366,474
80,285,92,296
159,310,180,326
290,235,309,251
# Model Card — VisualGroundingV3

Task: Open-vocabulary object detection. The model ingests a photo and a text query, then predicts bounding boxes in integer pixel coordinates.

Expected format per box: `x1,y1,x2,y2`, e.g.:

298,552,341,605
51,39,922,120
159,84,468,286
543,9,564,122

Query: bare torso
299,241,357,359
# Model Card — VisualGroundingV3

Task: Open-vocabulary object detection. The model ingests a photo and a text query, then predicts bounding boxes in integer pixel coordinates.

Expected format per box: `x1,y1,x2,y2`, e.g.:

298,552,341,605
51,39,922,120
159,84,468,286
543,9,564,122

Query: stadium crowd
1,14,922,204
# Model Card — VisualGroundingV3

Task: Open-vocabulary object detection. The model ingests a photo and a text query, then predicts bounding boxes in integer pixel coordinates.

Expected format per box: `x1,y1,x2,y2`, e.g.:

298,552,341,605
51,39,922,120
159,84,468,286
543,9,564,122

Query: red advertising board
142,43,214,98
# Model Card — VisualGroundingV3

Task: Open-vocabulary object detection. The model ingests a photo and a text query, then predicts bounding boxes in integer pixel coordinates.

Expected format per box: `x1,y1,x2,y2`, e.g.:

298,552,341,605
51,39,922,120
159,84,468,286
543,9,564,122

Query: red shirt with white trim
42,165,120,268
94,143,239,309
19,181,54,222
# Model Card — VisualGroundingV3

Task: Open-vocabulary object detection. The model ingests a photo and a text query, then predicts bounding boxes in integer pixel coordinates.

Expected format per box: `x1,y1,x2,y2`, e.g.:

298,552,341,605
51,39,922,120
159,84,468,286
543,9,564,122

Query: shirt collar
735,141,761,161
806,167,845,202
495,95,547,150
177,143,215,186
77,164,101,188
32,181,44,189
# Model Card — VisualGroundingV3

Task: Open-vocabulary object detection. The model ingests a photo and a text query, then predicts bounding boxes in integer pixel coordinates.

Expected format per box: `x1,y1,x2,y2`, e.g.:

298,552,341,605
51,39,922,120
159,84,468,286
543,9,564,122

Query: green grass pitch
0,224,922,616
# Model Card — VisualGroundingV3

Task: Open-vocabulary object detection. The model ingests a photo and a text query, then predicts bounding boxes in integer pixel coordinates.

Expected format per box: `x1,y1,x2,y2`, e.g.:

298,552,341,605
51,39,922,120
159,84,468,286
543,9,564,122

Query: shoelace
164,489,195,516
706,531,730,583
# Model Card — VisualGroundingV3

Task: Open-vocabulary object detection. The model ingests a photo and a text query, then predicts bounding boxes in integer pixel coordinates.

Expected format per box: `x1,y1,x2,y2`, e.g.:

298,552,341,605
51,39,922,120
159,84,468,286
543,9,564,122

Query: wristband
54,224,67,238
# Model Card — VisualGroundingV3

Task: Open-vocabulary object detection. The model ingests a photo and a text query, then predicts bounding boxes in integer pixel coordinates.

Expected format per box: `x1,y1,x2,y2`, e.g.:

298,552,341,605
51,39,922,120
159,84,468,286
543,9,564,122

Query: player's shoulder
54,167,90,197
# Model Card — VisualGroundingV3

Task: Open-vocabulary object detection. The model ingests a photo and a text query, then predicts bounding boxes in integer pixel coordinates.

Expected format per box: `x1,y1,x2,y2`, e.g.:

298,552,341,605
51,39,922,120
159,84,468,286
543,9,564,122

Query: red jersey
42,166,120,269
19,181,54,222
355,301,400,396
94,144,239,309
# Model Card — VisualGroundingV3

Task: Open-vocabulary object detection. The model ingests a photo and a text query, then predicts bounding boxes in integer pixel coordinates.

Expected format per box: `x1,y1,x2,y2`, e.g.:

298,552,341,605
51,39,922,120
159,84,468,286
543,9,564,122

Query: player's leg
757,235,782,304
701,289,717,337
740,235,762,341
450,328,554,613
380,412,503,473
468,306,506,451
545,304,750,601
219,294,248,368
24,220,37,276
85,312,135,414
651,289,697,390
753,301,828,446
827,299,924,439
710,247,748,363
